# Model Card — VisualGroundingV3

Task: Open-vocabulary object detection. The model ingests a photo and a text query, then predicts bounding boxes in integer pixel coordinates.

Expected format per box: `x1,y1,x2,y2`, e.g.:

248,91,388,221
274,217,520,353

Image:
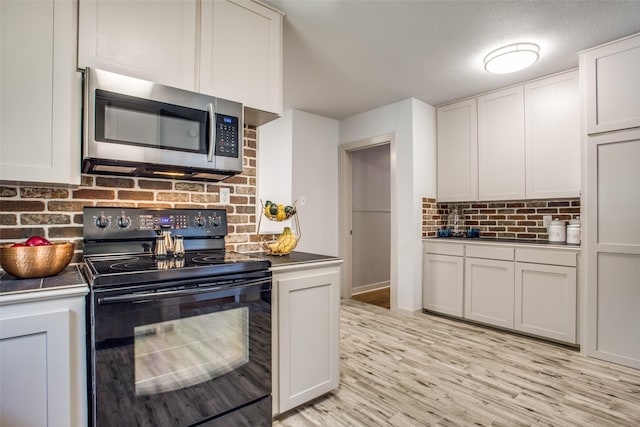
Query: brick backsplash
422,197,581,241
421,198,439,238
0,126,261,262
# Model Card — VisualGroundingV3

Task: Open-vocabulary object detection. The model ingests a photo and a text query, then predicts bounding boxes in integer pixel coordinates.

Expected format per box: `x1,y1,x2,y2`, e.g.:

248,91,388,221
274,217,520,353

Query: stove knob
117,215,131,229
95,213,110,229
210,216,221,227
194,214,206,228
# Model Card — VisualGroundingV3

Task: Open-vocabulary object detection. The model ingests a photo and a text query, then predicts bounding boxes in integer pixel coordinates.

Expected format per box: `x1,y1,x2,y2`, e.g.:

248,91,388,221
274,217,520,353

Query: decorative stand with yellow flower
257,200,301,255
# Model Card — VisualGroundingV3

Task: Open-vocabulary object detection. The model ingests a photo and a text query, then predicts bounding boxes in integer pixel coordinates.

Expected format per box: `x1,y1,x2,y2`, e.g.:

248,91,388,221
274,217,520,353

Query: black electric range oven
82,207,272,427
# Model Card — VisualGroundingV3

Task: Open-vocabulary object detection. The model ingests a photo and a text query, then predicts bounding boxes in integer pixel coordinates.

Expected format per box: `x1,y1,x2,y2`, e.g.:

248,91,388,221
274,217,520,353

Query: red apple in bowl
25,236,51,246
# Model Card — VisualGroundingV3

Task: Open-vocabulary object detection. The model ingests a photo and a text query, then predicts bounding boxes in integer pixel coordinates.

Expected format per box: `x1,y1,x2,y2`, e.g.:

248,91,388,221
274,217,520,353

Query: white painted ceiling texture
263,0,640,120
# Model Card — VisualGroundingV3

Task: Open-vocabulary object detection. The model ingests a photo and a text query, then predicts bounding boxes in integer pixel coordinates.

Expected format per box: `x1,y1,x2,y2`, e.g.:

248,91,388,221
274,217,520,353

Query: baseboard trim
351,281,390,295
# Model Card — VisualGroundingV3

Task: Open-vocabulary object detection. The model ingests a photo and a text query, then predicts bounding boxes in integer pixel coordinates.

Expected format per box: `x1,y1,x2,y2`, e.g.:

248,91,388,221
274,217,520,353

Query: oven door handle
97,277,271,305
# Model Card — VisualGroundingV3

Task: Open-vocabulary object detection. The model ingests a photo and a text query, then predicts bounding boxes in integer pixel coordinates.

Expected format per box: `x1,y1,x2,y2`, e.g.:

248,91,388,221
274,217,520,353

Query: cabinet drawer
424,241,464,256
515,248,577,267
465,245,514,261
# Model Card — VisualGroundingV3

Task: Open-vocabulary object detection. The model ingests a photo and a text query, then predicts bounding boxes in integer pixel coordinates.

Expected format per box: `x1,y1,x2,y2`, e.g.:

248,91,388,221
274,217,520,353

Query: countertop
423,237,581,250
253,251,343,270
0,264,89,304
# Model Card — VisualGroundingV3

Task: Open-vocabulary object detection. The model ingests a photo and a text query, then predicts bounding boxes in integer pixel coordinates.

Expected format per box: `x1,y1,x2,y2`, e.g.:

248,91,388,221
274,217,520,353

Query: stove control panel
83,207,228,241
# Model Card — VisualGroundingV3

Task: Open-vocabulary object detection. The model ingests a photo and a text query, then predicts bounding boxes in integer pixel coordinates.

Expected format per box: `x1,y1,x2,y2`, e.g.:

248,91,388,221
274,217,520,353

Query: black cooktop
83,250,270,288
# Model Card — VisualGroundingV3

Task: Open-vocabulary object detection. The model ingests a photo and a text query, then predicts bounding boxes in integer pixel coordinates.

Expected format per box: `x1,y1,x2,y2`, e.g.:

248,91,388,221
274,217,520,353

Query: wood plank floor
351,287,390,309
273,299,640,426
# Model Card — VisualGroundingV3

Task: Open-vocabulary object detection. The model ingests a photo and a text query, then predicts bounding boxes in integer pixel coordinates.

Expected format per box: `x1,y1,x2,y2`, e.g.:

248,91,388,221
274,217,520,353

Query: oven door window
92,282,270,427
94,89,208,153
134,307,249,396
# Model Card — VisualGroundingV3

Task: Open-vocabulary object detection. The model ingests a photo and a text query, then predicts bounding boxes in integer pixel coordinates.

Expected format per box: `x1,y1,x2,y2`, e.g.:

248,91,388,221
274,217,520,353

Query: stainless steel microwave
83,68,244,181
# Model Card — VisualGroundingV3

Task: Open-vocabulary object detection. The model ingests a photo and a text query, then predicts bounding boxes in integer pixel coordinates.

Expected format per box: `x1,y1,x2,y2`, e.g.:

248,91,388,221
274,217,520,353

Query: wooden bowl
0,242,74,279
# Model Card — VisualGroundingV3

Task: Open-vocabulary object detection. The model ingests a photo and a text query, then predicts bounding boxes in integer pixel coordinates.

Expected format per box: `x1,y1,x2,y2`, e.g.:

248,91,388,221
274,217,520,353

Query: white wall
257,109,339,254
257,109,293,234
340,98,436,312
410,99,437,305
291,110,340,256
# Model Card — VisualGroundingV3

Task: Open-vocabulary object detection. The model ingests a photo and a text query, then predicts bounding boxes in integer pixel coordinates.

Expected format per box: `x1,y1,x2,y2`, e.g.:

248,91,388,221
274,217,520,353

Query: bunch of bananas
268,227,298,255
263,200,296,221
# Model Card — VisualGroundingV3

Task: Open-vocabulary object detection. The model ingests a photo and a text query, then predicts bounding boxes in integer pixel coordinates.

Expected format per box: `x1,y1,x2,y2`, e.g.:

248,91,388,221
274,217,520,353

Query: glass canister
447,206,466,237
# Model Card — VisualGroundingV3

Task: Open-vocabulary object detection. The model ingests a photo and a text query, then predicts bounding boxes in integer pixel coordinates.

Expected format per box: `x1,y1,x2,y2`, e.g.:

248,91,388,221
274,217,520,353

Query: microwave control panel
214,113,239,158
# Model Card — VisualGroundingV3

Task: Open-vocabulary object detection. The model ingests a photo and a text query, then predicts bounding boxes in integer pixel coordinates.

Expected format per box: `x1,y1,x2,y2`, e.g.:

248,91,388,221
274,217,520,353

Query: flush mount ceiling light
484,42,540,74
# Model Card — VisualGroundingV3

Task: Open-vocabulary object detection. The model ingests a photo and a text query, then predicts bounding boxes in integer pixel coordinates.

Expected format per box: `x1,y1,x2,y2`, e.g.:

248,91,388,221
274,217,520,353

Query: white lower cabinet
272,262,341,416
514,262,577,344
464,257,515,329
0,288,88,427
422,240,579,345
422,242,464,317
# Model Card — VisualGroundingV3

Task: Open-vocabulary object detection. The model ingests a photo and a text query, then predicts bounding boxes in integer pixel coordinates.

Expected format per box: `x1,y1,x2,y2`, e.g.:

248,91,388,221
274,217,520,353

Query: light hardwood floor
274,299,640,426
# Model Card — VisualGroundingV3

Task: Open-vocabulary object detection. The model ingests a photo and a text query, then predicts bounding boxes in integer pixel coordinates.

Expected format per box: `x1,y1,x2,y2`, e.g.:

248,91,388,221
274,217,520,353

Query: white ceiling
263,0,640,120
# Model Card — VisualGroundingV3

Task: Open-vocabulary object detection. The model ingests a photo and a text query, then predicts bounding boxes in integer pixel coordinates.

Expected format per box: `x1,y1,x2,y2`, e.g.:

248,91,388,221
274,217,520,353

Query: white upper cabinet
437,71,580,202
78,0,199,91
477,86,526,201
583,33,640,134
524,70,580,199
78,0,283,118
436,99,478,202
0,0,81,185
200,0,283,115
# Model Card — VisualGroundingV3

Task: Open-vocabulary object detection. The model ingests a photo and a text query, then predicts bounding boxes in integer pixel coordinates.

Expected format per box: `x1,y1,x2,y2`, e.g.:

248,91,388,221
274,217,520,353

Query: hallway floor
351,287,390,309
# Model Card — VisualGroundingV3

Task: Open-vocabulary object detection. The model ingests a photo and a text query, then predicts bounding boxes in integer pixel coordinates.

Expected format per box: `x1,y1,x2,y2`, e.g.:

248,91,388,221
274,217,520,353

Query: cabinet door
524,71,580,199
437,98,478,202
78,0,198,91
478,86,525,200
422,254,464,317
464,257,514,329
582,33,640,134
436,99,478,202
514,262,577,344
587,137,640,368
276,268,340,413
0,310,71,427
0,0,80,185
200,0,282,114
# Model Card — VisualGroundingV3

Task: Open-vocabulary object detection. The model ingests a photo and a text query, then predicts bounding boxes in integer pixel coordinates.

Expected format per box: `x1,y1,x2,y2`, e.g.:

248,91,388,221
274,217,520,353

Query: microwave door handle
207,102,215,162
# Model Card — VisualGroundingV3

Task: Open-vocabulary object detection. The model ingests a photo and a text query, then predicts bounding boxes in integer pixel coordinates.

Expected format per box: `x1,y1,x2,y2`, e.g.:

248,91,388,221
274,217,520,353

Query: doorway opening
339,134,397,311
